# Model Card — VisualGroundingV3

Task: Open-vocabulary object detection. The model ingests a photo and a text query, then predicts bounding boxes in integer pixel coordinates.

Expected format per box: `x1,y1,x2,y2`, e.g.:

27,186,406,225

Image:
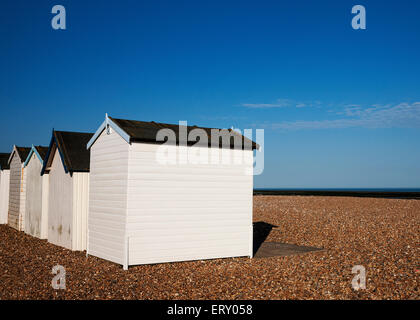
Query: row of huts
0,114,257,269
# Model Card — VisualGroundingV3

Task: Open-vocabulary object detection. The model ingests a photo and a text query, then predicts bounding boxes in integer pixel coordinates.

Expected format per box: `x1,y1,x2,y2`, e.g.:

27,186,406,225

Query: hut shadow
253,221,278,256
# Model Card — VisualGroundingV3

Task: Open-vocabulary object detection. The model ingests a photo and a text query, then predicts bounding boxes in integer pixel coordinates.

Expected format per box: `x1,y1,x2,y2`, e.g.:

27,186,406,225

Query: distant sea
253,188,420,199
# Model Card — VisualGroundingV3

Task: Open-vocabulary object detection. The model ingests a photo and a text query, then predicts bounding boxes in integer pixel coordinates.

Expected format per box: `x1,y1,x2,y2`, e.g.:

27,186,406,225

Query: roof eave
7,146,17,164
86,114,130,149
24,145,44,168
41,131,70,175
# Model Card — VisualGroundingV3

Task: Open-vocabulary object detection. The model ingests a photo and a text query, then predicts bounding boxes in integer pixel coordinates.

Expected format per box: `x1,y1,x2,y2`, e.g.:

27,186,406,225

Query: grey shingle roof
15,147,31,163
0,153,10,170
43,131,94,173
109,117,258,150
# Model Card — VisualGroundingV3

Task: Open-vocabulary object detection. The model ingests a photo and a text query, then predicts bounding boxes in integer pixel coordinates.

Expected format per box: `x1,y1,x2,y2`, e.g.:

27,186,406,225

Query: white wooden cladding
126,143,253,266
88,128,253,268
48,149,89,251
72,172,89,251
0,169,10,224
8,153,26,231
41,175,49,239
48,149,73,249
88,129,129,265
25,153,49,239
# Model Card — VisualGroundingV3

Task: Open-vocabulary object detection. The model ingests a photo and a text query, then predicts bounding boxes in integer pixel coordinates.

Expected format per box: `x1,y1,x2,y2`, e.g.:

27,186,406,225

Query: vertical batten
72,172,89,251
41,174,49,239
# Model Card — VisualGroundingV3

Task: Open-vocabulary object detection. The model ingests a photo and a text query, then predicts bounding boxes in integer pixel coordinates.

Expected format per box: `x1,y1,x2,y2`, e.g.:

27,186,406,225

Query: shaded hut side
24,145,49,238
42,131,93,251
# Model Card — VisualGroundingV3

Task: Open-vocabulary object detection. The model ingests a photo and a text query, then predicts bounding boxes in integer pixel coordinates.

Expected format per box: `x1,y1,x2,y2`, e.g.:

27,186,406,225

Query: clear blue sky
1,0,419,188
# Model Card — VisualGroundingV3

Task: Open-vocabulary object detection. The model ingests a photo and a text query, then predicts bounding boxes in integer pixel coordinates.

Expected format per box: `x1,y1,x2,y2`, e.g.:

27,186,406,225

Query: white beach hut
0,153,11,224
24,145,49,239
41,130,93,251
87,114,258,269
8,146,31,231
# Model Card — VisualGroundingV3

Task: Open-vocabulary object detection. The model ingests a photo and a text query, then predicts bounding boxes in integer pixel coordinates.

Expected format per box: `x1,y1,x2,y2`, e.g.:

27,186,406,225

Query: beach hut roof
87,114,258,150
0,153,10,170
23,145,49,167
42,130,94,174
16,147,31,162
8,146,31,164
35,145,49,161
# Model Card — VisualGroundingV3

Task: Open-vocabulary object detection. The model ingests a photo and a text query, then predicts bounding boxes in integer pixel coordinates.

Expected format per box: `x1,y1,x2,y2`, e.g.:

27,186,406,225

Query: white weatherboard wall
8,154,26,231
25,153,49,239
0,169,10,224
88,130,129,265
127,143,253,265
88,128,253,268
48,149,89,251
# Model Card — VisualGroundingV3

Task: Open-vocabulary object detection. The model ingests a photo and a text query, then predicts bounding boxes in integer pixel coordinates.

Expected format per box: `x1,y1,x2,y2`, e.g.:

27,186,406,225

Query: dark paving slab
254,242,323,258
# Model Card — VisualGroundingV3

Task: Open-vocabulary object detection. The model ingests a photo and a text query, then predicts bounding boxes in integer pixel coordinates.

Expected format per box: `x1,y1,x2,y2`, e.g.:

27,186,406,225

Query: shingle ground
0,196,418,299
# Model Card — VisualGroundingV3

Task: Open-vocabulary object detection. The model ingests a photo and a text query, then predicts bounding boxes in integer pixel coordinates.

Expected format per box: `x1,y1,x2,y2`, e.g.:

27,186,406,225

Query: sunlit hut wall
0,153,11,224
8,146,31,231
87,114,257,269
23,145,49,239
41,130,93,251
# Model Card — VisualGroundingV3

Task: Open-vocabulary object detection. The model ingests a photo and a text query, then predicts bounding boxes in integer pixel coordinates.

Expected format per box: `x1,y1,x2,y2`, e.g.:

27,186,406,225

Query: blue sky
1,0,419,188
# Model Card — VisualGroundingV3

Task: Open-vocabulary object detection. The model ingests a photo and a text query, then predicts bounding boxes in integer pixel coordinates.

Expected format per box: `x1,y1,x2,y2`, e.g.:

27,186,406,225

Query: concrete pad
254,242,323,258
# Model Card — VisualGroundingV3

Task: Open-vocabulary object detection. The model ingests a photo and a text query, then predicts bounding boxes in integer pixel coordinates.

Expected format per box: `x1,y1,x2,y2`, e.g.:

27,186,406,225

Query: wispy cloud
241,99,293,109
241,98,321,109
199,115,248,121
266,102,420,130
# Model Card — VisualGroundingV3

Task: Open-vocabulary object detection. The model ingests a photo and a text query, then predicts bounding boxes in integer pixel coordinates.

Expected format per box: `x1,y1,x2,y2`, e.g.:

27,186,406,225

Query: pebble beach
0,195,418,299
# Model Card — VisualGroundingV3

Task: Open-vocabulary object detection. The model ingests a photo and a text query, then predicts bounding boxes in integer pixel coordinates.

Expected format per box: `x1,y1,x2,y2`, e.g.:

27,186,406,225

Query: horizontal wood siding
127,143,253,265
88,129,129,265
20,164,27,231
0,170,10,224
8,153,24,230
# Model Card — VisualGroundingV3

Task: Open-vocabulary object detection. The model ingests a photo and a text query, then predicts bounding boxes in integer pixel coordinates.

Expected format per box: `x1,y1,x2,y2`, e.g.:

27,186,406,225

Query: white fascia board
86,115,131,149
86,120,106,150
7,146,17,164
107,117,131,144
23,145,43,168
